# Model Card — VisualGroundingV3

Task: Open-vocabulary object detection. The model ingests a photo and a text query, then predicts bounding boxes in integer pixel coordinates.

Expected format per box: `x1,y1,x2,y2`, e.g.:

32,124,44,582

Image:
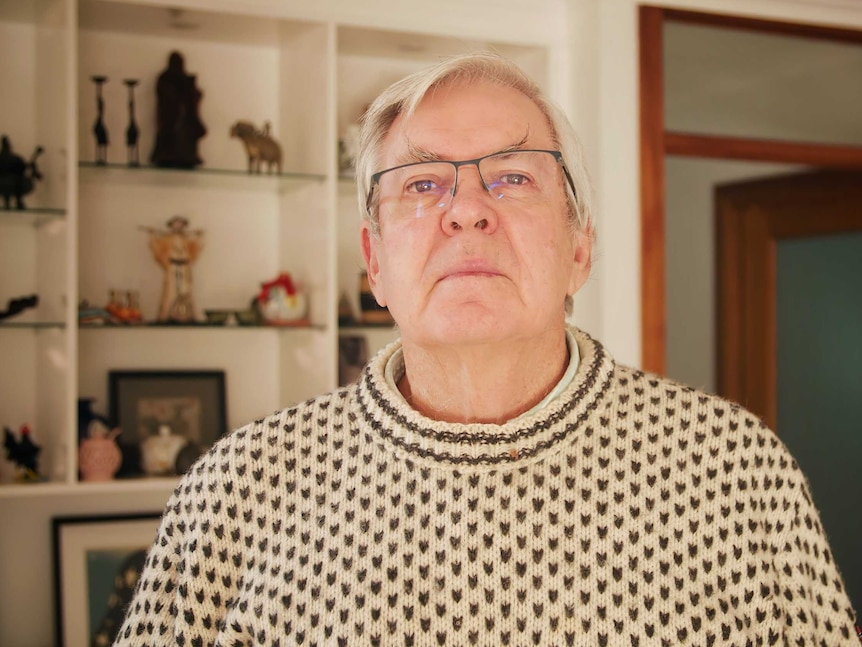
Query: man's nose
443,165,499,234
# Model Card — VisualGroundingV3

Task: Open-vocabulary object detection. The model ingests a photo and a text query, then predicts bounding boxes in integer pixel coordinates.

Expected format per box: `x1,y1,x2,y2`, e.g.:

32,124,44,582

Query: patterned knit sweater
115,329,857,646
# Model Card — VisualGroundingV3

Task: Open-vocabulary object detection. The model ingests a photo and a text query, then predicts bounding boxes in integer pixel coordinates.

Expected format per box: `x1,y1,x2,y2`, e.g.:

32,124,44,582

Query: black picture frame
52,513,161,647
108,369,227,476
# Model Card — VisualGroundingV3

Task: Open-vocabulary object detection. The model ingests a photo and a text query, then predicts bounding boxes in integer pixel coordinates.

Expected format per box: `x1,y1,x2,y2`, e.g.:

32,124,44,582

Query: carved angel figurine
141,215,204,323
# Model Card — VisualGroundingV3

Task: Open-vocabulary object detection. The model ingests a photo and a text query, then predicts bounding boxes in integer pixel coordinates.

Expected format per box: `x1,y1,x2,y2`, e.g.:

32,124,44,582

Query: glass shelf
0,475,179,499
78,321,324,331
79,161,326,193
339,323,397,333
0,321,66,330
0,206,66,227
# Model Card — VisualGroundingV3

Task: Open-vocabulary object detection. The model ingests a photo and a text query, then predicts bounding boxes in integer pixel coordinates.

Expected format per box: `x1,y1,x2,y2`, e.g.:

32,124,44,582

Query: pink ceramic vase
78,423,122,482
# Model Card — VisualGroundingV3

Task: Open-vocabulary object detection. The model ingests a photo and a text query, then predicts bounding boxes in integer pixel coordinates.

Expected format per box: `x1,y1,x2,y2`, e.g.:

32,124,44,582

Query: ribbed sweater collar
354,327,616,472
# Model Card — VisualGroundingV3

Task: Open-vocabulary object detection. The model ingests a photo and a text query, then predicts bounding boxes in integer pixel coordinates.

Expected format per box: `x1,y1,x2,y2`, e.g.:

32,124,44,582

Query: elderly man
115,54,857,646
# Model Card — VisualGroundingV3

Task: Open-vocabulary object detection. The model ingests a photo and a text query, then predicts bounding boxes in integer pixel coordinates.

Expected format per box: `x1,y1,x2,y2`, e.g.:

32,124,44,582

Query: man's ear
361,221,387,307
567,226,593,297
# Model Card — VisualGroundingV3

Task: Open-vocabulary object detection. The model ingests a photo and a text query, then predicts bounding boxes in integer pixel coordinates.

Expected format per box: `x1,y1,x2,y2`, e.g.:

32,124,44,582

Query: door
716,169,862,609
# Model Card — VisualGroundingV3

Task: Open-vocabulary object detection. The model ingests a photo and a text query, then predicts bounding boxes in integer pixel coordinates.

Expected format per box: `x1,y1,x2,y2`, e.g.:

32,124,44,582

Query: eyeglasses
366,149,576,220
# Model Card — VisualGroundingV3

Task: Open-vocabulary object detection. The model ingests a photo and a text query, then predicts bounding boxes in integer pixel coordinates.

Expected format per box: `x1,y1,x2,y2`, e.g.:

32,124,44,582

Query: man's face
361,80,591,349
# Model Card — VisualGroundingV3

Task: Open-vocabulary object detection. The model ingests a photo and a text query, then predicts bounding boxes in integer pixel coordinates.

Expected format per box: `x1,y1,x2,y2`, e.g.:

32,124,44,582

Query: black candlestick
91,76,109,165
124,79,140,166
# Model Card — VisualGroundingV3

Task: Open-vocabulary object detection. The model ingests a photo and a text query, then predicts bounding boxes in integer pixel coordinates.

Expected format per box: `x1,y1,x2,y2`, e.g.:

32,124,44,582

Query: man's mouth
438,260,503,281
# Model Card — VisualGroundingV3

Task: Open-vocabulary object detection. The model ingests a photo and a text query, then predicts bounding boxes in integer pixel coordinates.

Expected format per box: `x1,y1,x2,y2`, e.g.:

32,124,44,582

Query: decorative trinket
140,424,188,476
3,424,43,482
0,135,43,209
151,51,206,168
255,272,308,324
78,420,122,482
141,216,204,323
230,120,282,174
124,79,141,166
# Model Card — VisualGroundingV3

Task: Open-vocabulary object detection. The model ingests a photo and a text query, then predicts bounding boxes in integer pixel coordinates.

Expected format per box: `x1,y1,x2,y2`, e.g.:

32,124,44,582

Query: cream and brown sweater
115,329,858,646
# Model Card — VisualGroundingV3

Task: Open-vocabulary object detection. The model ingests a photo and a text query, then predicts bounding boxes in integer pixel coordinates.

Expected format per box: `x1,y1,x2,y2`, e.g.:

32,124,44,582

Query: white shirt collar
383,329,580,422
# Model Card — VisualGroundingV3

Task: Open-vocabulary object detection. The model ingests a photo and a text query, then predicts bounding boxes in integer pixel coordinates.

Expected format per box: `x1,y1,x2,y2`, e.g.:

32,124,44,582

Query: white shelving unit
0,0,73,495
0,0,567,641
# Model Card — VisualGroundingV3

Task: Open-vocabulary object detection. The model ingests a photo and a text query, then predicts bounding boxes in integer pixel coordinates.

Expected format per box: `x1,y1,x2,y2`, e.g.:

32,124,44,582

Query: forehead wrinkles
391,131,534,168
400,141,442,165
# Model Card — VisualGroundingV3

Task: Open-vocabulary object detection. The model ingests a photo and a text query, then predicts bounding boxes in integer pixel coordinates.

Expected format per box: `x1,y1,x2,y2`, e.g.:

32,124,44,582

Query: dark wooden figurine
150,51,206,168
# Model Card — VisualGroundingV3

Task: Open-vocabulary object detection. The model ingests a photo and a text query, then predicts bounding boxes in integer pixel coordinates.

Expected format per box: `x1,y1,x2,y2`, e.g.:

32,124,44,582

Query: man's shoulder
610,363,772,436
607,363,803,474
611,362,719,404
239,384,356,439
180,385,357,478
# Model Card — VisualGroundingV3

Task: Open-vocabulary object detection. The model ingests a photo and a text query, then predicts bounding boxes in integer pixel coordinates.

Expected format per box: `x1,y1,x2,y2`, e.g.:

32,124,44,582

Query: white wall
563,0,602,338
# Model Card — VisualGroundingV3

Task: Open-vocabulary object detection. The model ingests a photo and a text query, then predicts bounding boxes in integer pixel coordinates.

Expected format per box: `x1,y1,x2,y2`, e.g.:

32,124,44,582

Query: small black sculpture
92,75,109,164
0,294,38,321
0,136,43,210
151,51,206,168
124,79,140,166
3,425,42,481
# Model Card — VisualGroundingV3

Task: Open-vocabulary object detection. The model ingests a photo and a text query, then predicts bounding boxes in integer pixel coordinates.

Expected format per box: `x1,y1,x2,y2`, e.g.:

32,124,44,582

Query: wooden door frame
716,171,862,429
638,5,862,375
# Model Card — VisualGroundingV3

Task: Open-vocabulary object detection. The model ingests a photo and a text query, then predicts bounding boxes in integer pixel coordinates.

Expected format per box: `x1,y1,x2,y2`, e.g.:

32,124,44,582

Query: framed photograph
109,370,227,476
52,513,161,647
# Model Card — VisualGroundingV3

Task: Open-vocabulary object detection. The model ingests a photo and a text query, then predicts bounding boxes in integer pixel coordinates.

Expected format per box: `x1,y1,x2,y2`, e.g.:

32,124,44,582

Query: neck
397,330,569,424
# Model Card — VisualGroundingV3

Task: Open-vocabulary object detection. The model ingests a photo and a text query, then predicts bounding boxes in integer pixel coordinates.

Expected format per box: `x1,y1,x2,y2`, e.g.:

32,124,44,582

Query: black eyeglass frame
364,148,578,216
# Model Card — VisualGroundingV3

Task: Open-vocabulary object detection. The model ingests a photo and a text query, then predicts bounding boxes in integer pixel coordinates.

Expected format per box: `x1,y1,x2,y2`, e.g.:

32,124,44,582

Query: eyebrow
395,131,532,166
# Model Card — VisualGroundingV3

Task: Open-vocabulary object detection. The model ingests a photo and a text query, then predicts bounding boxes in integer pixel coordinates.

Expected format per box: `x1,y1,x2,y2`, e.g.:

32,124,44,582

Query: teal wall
776,231,862,610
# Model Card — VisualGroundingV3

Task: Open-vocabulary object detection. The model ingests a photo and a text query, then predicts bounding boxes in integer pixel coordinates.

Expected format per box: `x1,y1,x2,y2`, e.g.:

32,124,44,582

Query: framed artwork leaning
108,370,227,477
52,513,161,647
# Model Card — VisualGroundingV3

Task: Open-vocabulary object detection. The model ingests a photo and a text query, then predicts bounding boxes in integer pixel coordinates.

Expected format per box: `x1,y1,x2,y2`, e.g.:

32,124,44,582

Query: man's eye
406,179,438,194
500,173,530,186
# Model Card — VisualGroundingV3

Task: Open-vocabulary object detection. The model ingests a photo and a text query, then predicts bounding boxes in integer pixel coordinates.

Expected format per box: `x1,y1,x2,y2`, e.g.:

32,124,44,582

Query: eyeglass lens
375,151,565,219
